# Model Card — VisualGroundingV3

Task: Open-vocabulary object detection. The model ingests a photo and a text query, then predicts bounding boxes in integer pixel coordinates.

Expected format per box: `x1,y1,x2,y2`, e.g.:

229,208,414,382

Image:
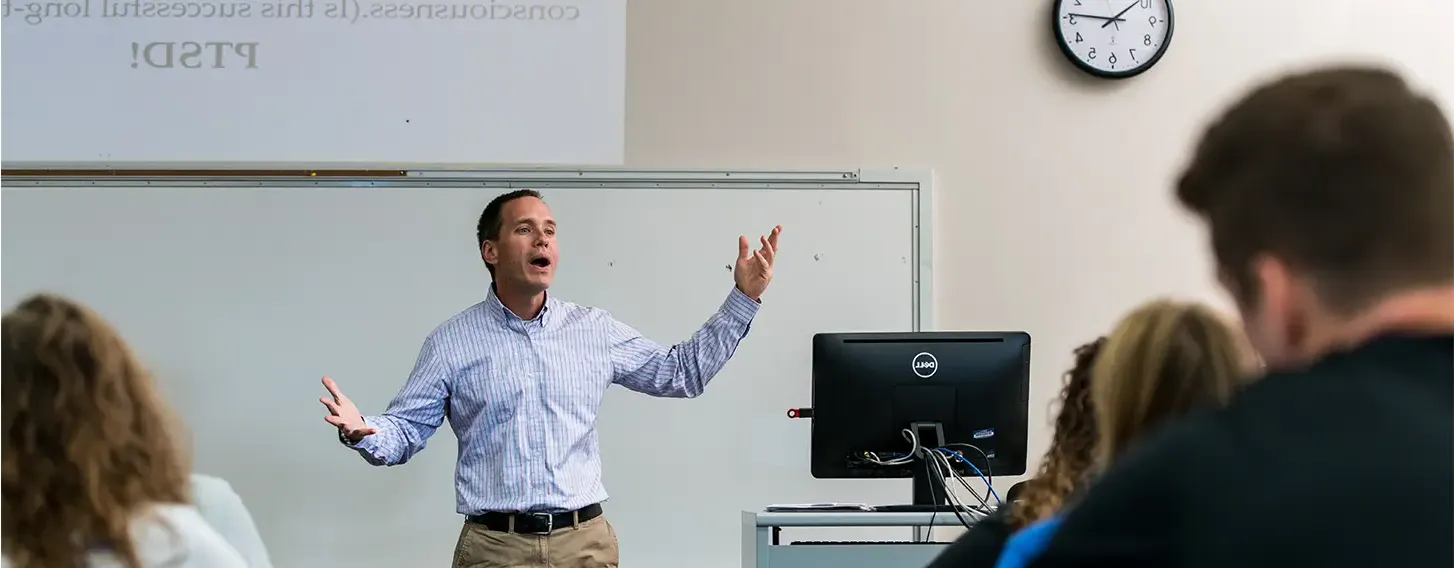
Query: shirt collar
485,284,552,325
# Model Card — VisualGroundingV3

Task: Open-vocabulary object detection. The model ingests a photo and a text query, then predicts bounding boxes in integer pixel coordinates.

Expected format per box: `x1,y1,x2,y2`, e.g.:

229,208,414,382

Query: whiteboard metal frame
0,167,935,331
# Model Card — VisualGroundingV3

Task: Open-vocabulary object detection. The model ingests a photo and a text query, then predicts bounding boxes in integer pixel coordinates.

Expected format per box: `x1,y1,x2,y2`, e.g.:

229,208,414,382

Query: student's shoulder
190,473,240,501
1025,418,1230,567
188,474,252,532
925,507,1017,568
1064,406,1250,520
133,504,248,567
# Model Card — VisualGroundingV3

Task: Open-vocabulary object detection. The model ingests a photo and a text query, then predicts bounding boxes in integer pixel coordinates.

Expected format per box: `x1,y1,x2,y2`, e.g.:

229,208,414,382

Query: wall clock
1052,0,1174,79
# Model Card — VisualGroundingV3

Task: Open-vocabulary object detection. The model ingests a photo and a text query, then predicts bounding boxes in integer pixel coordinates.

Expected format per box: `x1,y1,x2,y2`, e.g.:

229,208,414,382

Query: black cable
948,443,996,504
920,447,939,540
949,442,994,478
928,451,977,530
945,456,992,511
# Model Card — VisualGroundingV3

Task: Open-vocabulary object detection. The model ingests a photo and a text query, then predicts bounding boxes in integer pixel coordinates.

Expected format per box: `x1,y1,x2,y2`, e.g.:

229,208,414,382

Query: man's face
483,196,557,292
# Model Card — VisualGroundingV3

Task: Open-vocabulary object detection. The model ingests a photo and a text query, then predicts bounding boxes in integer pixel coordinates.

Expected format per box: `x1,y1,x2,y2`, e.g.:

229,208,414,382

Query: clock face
1053,0,1174,79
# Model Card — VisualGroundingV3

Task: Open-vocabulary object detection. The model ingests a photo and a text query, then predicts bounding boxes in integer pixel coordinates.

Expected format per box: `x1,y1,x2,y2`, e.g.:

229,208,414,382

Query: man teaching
319,189,782,567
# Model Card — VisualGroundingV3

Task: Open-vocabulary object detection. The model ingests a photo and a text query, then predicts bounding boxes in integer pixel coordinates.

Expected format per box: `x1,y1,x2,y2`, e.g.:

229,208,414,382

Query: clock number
1143,34,1153,46
1108,53,1118,66
1067,14,1077,24
1087,47,1097,59
1073,0,1082,5
1139,0,1151,7
1148,15,1158,25
1074,32,1084,43
1129,48,1138,61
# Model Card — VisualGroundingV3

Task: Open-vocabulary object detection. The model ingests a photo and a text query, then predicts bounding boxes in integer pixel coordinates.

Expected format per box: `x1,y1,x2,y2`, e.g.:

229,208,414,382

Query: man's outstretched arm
610,226,779,398
608,287,759,398
340,334,453,466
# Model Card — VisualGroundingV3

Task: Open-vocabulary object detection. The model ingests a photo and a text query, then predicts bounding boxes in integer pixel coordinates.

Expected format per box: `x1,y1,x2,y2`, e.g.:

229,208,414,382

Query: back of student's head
1092,300,1248,465
1,294,189,568
1009,338,1104,530
1176,65,1453,368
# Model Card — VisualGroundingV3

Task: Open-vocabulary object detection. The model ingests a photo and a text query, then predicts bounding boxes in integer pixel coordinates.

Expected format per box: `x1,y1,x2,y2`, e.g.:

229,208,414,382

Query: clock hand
1068,12,1127,22
1102,0,1139,27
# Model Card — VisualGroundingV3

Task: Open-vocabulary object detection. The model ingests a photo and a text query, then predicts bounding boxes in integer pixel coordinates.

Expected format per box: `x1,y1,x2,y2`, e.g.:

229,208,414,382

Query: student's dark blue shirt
1028,334,1454,568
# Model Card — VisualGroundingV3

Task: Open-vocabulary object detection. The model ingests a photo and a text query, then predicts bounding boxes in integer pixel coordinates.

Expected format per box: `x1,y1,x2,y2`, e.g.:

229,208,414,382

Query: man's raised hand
320,376,377,443
734,225,781,300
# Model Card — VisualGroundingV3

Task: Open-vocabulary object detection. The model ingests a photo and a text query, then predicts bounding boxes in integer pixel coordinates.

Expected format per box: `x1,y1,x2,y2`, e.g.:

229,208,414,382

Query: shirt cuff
341,417,381,452
721,287,761,326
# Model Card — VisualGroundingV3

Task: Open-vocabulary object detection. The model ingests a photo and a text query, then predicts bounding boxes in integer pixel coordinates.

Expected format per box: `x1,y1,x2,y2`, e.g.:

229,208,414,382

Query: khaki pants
453,514,620,568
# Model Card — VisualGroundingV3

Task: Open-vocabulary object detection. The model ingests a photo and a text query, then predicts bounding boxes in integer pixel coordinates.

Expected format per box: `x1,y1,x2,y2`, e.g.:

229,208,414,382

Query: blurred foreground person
1,294,246,568
1030,65,1454,568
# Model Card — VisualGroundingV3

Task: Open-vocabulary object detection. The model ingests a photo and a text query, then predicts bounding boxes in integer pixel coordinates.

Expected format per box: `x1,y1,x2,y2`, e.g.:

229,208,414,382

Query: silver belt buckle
534,512,554,533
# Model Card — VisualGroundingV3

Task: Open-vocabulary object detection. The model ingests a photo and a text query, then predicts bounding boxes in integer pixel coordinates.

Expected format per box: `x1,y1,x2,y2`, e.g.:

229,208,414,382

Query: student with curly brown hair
925,338,1104,568
0,294,246,568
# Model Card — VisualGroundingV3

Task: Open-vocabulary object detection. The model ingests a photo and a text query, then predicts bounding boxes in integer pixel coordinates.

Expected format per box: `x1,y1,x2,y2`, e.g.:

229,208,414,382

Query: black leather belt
466,503,603,535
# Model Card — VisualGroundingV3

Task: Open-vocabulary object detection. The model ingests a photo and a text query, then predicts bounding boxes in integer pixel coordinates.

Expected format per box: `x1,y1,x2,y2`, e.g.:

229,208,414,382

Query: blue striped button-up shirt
347,286,759,514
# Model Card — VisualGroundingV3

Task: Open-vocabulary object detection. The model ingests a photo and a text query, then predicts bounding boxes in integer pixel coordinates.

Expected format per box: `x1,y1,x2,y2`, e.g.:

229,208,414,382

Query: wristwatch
337,419,369,446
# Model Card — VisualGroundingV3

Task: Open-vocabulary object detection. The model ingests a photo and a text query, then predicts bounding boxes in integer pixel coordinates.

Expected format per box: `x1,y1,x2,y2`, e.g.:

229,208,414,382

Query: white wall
623,0,1453,496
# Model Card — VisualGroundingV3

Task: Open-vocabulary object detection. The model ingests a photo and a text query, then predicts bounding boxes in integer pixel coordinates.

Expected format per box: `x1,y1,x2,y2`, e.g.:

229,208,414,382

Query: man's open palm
734,225,781,300
320,376,376,442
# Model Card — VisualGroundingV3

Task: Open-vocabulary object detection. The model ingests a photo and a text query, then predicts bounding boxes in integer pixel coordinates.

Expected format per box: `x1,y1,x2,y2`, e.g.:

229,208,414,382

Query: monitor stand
905,421,951,542
881,421,958,513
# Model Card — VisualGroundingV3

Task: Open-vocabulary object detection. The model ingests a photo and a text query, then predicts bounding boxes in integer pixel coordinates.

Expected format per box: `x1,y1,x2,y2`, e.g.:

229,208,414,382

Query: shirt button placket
524,323,549,502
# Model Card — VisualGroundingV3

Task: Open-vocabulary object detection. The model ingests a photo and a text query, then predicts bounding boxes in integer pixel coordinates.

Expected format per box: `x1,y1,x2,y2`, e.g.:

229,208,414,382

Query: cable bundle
862,428,1004,536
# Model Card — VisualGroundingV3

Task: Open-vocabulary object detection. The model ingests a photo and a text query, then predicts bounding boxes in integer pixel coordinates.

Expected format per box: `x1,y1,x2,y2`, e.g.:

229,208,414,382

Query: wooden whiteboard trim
0,168,407,178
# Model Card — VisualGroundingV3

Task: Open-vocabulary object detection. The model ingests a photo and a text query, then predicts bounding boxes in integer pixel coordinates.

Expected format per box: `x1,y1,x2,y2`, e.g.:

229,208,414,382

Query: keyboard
790,541,943,545
873,504,988,513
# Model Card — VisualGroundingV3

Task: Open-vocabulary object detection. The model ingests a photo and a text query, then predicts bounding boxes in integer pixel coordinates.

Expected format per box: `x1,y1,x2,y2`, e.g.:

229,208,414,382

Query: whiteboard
0,169,933,568
0,1,625,164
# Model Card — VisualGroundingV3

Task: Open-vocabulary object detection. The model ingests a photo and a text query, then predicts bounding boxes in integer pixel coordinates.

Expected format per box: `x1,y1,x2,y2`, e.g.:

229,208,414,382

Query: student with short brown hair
1,294,245,568
1029,65,1454,568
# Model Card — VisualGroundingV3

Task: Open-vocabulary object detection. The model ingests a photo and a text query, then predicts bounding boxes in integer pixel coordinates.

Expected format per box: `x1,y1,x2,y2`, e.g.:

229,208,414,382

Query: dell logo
911,352,938,378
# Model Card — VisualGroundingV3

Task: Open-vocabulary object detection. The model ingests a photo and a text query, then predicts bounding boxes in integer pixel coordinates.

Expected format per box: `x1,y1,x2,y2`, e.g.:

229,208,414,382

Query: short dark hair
1176,66,1454,313
476,189,544,278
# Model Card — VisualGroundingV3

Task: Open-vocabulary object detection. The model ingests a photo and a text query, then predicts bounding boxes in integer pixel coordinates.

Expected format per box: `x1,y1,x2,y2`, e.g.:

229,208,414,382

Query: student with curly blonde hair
1,294,246,568
936,299,1253,568
995,299,1252,568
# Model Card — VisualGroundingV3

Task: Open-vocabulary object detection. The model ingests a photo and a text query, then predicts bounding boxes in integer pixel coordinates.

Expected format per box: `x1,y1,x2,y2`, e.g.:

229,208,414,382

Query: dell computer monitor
810,331,1031,507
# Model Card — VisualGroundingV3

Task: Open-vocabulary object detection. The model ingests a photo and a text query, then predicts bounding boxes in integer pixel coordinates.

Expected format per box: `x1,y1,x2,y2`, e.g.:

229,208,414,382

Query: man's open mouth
530,257,552,268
